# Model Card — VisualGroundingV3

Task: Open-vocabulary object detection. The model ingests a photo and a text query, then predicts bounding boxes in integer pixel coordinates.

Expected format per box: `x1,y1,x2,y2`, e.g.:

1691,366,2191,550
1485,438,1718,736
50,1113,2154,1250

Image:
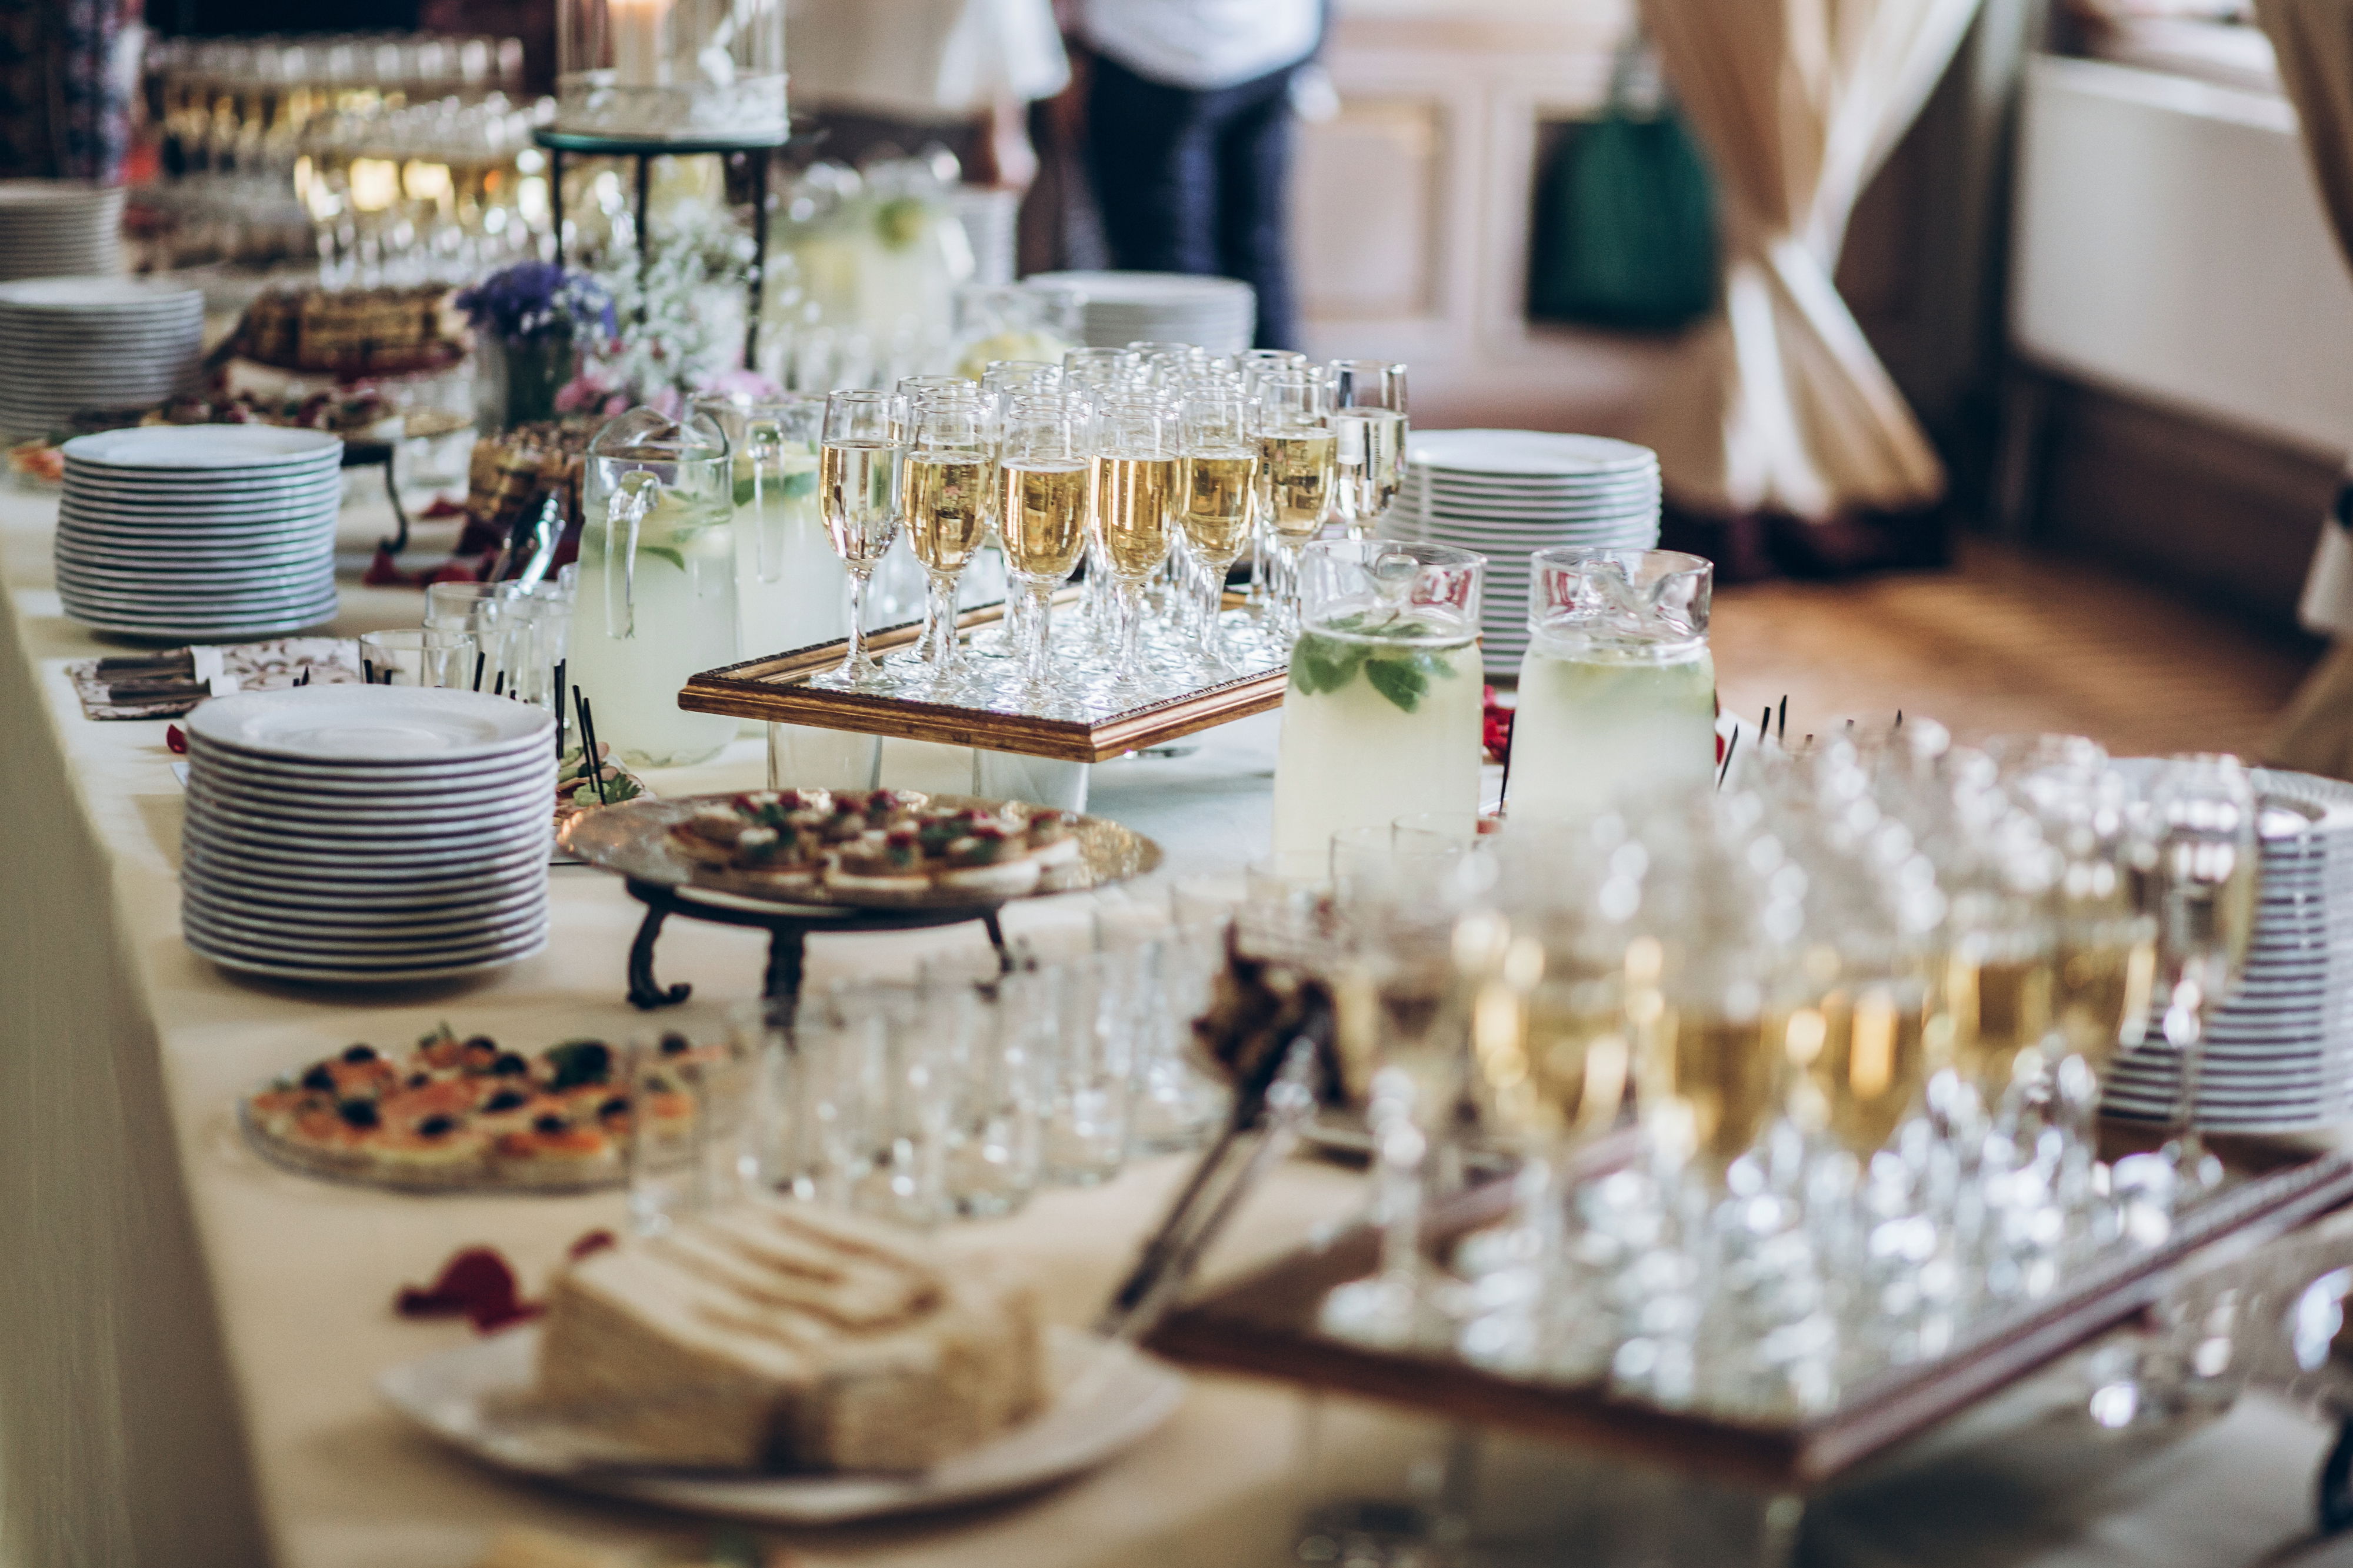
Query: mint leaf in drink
1365,656,1428,713
638,545,686,571
1291,632,1367,696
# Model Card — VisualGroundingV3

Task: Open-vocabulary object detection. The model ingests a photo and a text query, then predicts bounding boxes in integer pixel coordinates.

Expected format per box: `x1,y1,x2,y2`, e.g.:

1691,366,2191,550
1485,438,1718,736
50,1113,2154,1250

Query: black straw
362,659,375,685
1718,726,1739,788
1777,696,1788,742
554,663,568,759
574,685,606,806
581,698,608,806
472,652,486,692
492,669,505,699
1759,705,1772,748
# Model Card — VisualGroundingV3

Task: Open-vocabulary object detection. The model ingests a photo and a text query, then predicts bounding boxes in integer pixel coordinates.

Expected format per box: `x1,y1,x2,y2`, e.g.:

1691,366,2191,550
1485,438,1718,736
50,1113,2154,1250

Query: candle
609,0,667,88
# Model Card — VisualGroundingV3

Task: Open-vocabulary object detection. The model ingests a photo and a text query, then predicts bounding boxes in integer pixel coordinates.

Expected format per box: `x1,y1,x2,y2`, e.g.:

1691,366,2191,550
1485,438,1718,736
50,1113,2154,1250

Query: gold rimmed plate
558,793,1162,912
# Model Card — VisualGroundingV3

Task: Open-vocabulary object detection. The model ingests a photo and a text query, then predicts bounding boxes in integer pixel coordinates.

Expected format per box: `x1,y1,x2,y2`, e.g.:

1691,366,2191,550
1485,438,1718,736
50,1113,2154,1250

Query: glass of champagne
996,393,1091,689
1502,548,1718,823
2142,754,2259,1196
1269,540,1487,878
902,398,994,682
1176,390,1258,669
1252,372,1336,636
1062,346,1140,398
1328,359,1408,541
818,389,905,686
1089,394,1178,682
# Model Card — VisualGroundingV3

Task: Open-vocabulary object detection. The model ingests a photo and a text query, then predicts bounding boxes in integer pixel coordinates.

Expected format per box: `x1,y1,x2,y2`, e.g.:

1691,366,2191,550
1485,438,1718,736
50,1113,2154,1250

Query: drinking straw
362,659,376,685
1759,705,1772,748
553,662,568,759
492,670,505,699
1717,727,1739,789
472,652,486,692
581,698,608,806
1777,696,1788,742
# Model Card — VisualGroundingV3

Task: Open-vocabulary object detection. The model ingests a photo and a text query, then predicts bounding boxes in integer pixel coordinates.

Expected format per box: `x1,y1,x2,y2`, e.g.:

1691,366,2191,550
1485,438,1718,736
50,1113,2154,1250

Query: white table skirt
5,482,2353,1568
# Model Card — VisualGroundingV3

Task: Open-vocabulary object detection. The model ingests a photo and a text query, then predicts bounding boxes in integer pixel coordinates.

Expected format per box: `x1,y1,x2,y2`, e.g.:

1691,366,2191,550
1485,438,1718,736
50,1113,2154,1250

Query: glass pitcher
1268,539,1487,878
570,406,740,768
1501,546,1715,824
693,391,844,660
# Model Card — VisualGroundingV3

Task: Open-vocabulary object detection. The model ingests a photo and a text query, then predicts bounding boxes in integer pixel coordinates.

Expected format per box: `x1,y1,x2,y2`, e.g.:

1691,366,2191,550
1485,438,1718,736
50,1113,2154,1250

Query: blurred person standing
1081,0,1324,351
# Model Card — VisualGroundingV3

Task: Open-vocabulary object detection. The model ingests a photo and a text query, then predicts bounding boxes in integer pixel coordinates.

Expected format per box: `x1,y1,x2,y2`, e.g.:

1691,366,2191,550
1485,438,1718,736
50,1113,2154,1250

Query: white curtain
1637,0,1983,522
2255,0,2353,775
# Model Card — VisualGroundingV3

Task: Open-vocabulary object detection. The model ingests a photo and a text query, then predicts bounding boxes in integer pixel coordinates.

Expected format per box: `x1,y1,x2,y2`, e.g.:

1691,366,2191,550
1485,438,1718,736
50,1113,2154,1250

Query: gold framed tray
1145,1133,2353,1492
678,596,1289,764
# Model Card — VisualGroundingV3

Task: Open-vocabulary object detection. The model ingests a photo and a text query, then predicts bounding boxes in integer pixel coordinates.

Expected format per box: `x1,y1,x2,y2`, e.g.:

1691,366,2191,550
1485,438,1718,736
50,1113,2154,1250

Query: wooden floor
1705,538,2321,760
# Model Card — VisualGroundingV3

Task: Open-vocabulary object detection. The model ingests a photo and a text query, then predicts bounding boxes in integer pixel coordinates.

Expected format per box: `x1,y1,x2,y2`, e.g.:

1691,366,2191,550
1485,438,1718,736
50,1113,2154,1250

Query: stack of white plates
2105,769,2353,1131
0,277,203,438
182,687,555,984
1022,270,1256,355
56,425,344,641
0,182,124,281
1393,429,1662,667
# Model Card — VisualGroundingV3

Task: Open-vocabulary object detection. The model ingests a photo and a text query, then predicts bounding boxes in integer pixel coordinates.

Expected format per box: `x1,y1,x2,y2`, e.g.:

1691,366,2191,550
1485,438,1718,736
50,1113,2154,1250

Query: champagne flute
903,398,993,680
818,389,905,685
1328,360,1409,541
2143,754,2258,1196
1251,372,1335,636
1176,390,1258,669
1090,394,1178,682
996,393,1091,689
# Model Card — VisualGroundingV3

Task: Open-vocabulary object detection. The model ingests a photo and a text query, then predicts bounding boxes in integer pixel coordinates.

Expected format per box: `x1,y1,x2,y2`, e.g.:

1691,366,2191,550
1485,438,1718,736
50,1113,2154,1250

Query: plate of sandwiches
559,788,1164,910
378,1200,1188,1523
239,1025,733,1194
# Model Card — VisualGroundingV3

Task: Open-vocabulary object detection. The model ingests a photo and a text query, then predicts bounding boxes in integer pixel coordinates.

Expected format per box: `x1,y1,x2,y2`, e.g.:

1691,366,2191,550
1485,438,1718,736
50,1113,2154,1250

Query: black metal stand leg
2318,1418,2353,1533
762,922,808,1010
376,459,411,556
626,902,692,1010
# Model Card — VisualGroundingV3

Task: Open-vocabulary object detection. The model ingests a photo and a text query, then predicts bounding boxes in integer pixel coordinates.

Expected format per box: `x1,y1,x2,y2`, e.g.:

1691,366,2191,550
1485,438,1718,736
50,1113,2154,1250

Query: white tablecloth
6,482,2353,1568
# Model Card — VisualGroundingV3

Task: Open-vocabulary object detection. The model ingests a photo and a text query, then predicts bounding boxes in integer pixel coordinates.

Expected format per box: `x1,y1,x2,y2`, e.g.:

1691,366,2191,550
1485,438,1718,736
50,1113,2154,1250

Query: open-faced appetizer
665,790,1084,900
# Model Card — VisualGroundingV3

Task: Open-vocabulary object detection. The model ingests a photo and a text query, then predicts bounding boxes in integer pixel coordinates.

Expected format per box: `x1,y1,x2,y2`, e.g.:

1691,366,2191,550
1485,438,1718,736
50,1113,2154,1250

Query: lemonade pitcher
694,392,845,659
1269,539,1486,877
1502,546,1715,823
571,406,741,767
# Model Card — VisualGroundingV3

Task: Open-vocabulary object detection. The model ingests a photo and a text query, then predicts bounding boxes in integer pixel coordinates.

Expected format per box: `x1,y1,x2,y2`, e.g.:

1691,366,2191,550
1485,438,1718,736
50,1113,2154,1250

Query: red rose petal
396,1246,541,1333
568,1229,618,1261
165,725,186,755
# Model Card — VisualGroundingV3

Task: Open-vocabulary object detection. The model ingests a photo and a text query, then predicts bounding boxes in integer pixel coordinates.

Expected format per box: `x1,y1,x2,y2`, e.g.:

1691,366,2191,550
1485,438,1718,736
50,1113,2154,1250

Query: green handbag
1528,47,1720,332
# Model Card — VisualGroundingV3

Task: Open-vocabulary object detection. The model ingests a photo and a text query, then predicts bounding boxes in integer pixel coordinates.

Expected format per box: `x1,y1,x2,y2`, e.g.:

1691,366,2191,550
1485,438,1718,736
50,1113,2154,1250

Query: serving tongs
1096,933,1347,1344
487,490,565,589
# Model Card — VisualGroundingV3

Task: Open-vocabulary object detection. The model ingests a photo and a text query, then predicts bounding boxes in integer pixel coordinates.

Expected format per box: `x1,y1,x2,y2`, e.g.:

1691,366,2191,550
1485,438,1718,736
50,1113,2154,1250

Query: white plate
56,555,335,587
185,738,557,786
184,785,554,844
1408,429,1656,478
58,588,340,621
183,902,550,957
379,1322,1184,1526
183,815,553,869
187,929,548,985
184,879,549,931
60,605,341,640
181,848,552,905
185,763,559,813
187,686,555,764
62,425,344,471
0,276,201,308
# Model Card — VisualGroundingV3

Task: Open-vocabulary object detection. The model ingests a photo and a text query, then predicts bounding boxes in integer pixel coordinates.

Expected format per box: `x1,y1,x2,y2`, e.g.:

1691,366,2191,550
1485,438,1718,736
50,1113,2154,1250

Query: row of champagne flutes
1220,726,2258,1418
806,345,1411,711
621,898,1237,1236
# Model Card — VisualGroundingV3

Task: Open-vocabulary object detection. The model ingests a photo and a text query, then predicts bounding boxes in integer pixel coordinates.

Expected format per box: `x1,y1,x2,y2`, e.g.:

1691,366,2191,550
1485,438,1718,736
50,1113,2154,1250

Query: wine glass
903,398,993,682
1175,389,1258,669
996,392,1091,689
1090,393,1178,684
1062,346,1139,397
1251,372,1335,636
2142,754,2258,1197
818,389,905,685
1329,360,1408,541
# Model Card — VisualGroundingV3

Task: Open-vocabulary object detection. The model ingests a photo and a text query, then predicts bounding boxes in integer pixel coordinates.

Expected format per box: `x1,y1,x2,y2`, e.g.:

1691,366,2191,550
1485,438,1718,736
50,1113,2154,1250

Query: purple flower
454,263,617,346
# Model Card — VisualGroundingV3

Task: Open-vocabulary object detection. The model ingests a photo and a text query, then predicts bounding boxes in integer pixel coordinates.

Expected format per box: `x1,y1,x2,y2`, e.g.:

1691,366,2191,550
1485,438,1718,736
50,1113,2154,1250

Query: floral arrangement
454,262,616,348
